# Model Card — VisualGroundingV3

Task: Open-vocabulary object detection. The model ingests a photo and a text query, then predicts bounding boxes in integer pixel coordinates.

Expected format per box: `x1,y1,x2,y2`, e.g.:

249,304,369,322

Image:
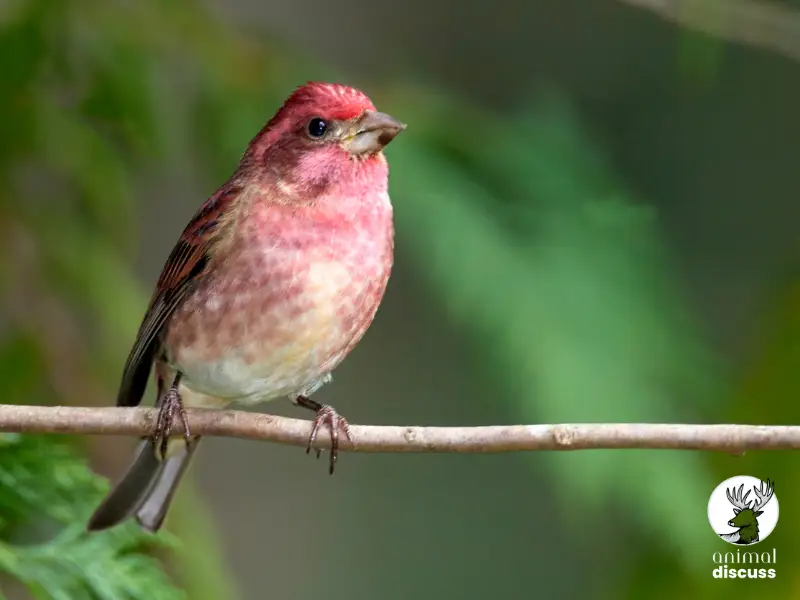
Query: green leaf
0,434,184,599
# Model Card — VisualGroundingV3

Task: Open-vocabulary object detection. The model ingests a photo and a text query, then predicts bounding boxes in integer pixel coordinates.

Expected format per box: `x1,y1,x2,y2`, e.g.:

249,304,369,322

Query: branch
617,0,800,64
1,404,800,453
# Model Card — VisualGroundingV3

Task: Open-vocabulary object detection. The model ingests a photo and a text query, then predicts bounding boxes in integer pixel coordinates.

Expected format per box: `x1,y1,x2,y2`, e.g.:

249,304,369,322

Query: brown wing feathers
115,185,240,408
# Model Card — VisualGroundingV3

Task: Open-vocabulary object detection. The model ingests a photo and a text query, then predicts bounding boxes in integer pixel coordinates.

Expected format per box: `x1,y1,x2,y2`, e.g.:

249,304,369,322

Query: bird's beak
344,111,406,155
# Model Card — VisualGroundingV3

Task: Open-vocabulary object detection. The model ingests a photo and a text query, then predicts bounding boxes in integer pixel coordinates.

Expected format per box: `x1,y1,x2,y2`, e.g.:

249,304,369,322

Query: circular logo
708,476,778,546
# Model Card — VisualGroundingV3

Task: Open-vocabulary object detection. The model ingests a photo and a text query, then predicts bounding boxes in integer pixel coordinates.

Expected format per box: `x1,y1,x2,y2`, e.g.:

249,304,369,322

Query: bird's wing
116,184,241,407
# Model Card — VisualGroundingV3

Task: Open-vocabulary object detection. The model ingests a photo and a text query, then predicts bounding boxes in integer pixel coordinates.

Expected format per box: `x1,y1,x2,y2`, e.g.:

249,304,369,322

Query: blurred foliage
1,0,797,598
0,434,182,600
384,89,721,566
623,281,800,599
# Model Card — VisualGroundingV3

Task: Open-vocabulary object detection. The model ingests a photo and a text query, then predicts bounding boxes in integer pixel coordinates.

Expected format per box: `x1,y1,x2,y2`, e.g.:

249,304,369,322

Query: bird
87,81,405,533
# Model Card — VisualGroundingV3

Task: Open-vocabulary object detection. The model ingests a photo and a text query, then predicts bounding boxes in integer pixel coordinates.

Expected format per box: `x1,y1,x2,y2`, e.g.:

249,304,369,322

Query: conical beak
344,111,406,155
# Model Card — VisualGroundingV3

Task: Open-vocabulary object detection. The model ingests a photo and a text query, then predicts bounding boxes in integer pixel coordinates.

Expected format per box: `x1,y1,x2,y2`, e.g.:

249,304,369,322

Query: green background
1,0,798,598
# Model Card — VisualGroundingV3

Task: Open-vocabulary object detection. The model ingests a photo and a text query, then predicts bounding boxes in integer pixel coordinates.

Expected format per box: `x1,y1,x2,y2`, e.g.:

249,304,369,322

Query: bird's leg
152,371,191,460
294,395,353,474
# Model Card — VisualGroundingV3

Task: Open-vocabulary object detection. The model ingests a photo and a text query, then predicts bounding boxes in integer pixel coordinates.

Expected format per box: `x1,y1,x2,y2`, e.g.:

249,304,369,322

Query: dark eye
307,117,327,138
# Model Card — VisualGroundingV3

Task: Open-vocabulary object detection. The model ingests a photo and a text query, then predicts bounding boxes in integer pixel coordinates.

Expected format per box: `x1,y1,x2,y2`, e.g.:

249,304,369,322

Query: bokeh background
1,0,799,598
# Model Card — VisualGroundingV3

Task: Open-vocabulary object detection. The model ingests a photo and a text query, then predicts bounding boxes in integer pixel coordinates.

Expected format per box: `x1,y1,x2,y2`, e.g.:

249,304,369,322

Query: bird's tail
87,437,201,533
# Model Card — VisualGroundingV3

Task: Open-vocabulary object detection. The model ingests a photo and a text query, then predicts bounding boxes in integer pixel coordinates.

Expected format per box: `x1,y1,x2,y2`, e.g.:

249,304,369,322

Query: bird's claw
307,404,353,474
295,395,352,474
152,384,191,460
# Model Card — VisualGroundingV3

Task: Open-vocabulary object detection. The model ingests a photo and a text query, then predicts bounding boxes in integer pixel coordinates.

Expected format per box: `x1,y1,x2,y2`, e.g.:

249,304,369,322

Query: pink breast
164,192,394,400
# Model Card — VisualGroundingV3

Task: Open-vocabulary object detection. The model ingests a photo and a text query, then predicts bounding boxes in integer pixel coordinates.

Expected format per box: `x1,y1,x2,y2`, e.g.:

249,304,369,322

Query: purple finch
87,82,405,532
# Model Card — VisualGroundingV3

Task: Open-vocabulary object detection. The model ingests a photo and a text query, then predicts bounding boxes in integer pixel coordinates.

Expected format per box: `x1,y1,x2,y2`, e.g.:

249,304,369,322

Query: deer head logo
716,479,775,545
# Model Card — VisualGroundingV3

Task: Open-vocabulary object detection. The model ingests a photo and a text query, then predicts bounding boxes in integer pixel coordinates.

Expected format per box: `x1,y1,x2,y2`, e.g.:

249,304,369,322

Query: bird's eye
307,117,328,138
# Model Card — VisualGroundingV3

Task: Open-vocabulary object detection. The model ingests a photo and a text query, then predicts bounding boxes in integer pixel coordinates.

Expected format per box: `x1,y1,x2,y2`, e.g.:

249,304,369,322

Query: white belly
176,352,336,406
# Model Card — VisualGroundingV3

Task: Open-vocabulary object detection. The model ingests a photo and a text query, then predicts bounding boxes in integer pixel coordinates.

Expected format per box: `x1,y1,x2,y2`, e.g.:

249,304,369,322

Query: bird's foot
295,395,353,474
153,378,191,460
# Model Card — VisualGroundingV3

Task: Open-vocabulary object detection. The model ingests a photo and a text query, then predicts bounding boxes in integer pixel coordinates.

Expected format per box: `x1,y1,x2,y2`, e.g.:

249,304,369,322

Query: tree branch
617,0,800,64
1,404,799,453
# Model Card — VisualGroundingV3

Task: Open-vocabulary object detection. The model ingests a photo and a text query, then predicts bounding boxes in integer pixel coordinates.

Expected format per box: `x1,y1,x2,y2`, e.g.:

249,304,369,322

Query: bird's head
241,82,405,202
